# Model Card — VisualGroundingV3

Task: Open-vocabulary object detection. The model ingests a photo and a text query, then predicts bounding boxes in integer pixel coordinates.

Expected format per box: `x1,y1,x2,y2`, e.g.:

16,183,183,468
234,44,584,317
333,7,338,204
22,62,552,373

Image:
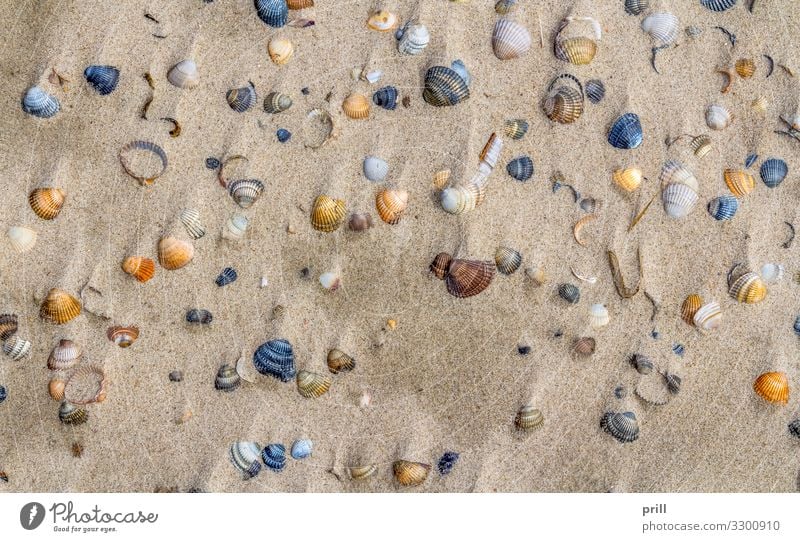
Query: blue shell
607,113,642,149
437,451,460,476
84,65,120,95
21,86,60,118
262,443,286,471
215,267,238,287
255,0,288,28
506,156,534,181
707,195,739,221
205,157,220,169
744,153,758,168
253,339,296,381
760,158,788,188
585,80,605,104
793,315,800,337
186,309,213,324
372,86,398,110
290,439,313,460
226,85,256,113
277,128,291,143
672,343,685,357
450,59,471,88
700,0,738,12
789,419,800,439
0,384,6,404
423,66,470,107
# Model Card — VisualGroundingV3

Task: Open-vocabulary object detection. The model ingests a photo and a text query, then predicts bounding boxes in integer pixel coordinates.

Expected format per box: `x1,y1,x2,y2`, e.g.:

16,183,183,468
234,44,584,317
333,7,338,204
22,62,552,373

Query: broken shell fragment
59,401,88,425
179,209,206,239
367,9,399,32
64,365,107,405
573,337,596,356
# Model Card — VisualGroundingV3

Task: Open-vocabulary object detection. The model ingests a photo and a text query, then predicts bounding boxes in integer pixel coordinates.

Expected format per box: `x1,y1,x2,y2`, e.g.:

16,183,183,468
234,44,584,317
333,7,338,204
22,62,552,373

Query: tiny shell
693,301,722,332
573,337,596,356
107,325,139,347
157,236,194,270
728,271,766,304
40,288,81,324
607,113,643,149
492,18,531,60
349,465,377,480
589,303,609,328
186,309,213,324
327,348,356,374
723,169,755,197
631,353,654,375
3,336,31,361
393,460,431,487
7,226,37,253
445,258,495,298
215,364,241,392
514,404,544,431
167,60,199,89
494,246,522,275
437,451,460,475
290,439,313,459
585,79,605,104
375,188,409,224
506,156,534,181
0,314,18,341
229,441,262,480
600,411,639,443
612,167,642,192
760,158,788,188
367,9,399,32
253,339,296,381
268,37,294,65
228,179,264,208
735,58,756,78
311,195,347,232
64,365,107,405
751,96,768,114
29,188,66,220
342,93,370,119
59,401,88,425
319,271,341,291
48,376,66,401
121,256,155,283
363,155,389,182
226,84,256,113
753,371,789,405
680,294,703,325
287,0,313,8
215,267,238,287
296,370,331,398
503,119,528,140
706,104,733,130
558,283,580,304
21,86,60,118
263,92,293,114
179,209,206,239
48,339,83,370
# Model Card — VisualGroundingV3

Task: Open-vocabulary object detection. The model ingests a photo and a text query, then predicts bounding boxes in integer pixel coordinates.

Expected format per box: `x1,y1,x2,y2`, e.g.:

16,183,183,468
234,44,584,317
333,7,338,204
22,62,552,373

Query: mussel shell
494,246,522,275
607,113,643,150
393,460,431,487
506,156,534,181
0,314,18,341
600,411,639,443
327,348,356,374
759,158,788,188
503,118,529,140
290,439,313,459
423,66,470,107
255,0,288,27
58,401,88,425
215,364,241,392
753,371,789,405
700,0,738,12
296,370,331,398
226,85,256,113
228,179,265,208
514,404,544,431
186,309,213,324
253,339,296,381
558,283,580,304
445,258,495,298
263,91,293,113
372,86,398,110
84,65,120,95
21,86,60,118
707,195,739,221
215,267,238,287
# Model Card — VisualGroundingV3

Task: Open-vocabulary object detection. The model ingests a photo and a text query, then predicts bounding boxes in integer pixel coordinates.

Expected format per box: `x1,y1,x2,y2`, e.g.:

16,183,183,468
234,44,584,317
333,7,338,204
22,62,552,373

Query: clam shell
179,209,206,239
107,325,139,347
342,93,370,119
723,169,755,197
229,441,262,480
398,24,430,55
573,337,596,356
760,158,788,188
349,465,378,480
157,235,194,270
253,339,296,381
59,401,88,425
492,18,531,60
430,252,453,280
376,188,409,224
22,86,60,118
327,348,356,374
445,258,495,298
348,212,374,231
631,353,654,375
186,309,213,324
641,12,679,48
0,314,18,341
680,294,703,325
753,371,789,405
372,86,398,110
7,226,37,253
514,404,544,431
585,79,605,104
589,303,609,328
228,179,264,208
706,104,733,130
223,213,249,241
296,370,331,398
3,336,31,361
255,0,288,27
167,60,199,89
40,288,81,324
367,9,399,31
558,283,580,304
494,246,522,275
735,58,756,78
440,184,481,215
261,444,286,471
728,271,766,304
607,113,643,149
215,364,241,392
83,65,120,95
290,439,313,459
600,411,640,443
393,460,431,487
226,84,256,113
555,37,597,65
268,37,294,65
690,134,712,157
662,183,699,219
659,160,699,192
49,377,66,401
29,188,66,220
612,167,642,192
707,195,739,221
215,267,238,287
47,339,83,370
624,0,650,15
503,118,529,140
693,301,722,332
64,365,107,405
423,65,470,107
701,0,738,12
263,91,292,113
311,195,347,232
363,156,389,182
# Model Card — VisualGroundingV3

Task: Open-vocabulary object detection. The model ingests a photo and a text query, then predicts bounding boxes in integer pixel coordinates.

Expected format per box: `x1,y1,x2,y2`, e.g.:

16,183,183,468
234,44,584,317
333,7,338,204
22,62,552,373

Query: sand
1,0,799,492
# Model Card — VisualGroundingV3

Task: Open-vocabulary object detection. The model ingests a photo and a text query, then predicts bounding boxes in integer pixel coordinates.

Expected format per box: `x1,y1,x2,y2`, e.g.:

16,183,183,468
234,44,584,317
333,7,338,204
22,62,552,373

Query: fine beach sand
1,0,799,492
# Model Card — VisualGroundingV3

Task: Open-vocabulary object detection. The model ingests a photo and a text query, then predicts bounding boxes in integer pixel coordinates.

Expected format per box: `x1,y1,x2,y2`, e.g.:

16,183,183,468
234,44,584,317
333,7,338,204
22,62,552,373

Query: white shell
589,303,610,328
364,70,383,84
319,271,340,290
260,276,269,288
760,263,784,283
662,183,698,219
180,208,206,239
3,335,31,360
7,226,37,253
398,24,430,55
706,104,733,130
492,18,532,60
659,160,699,193
693,301,722,332
222,213,249,241
167,60,200,89
363,155,389,182
440,184,480,215
641,12,679,48
479,135,504,173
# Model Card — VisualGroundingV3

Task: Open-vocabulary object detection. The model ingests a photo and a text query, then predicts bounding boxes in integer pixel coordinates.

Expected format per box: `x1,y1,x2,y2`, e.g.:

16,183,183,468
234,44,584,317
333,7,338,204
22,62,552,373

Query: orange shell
723,169,755,197
287,0,314,8
445,258,495,298
342,93,370,119
735,58,756,78
392,460,431,487
48,377,66,401
311,195,347,232
753,372,789,405
121,256,155,283
107,325,140,348
28,188,66,220
157,236,194,270
681,294,703,325
40,288,81,324
375,188,409,225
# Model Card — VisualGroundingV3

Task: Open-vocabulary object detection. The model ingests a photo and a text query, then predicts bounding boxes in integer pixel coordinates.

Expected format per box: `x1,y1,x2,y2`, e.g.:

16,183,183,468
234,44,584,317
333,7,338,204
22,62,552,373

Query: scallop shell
0,314,18,341
229,441,262,480
48,377,66,401
585,79,605,104
7,226,37,253
21,86,60,118
430,252,453,280
367,9,399,31
290,439,313,459
423,66,470,107
186,309,213,324
122,255,157,282
589,303,610,328
348,212,374,231
255,0,288,27
179,208,206,239
268,37,294,64
495,246,522,275
311,195,347,232
514,404,544,431
167,60,199,89
296,370,331,398
29,188,66,220
372,86,398,110
728,271,766,304
215,364,241,392
631,353,654,375
701,0,738,12
692,301,722,332
398,24,430,56
558,283,580,304
760,158,788,188
612,167,642,192
375,188,409,224
753,371,789,405
624,0,650,16
503,118,529,140
327,348,356,374
342,93,370,119
690,134,712,157
157,236,194,270
363,156,389,182
40,288,81,324
64,365,107,405
723,169,755,197
440,184,482,215
261,443,286,471
662,183,699,219
59,401,88,425
600,411,640,443
393,460,431,487
681,294,703,325
492,18,531,60
253,339,296,381
47,339,83,370
228,179,265,208
707,195,739,221
641,12,679,48
263,92,292,114
573,337,596,356
735,58,755,78
226,84,256,113
706,104,733,130
223,213,249,241
349,465,378,480
107,325,139,347
607,113,643,149
3,336,31,361
445,258,495,298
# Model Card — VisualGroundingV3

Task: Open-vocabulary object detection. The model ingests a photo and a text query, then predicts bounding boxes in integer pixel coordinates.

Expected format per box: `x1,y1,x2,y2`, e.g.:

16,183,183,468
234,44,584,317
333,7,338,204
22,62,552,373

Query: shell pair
543,74,584,124
29,188,66,220
430,252,495,298
376,188,409,224
554,17,601,65
230,441,262,480
660,160,699,219
215,364,241,392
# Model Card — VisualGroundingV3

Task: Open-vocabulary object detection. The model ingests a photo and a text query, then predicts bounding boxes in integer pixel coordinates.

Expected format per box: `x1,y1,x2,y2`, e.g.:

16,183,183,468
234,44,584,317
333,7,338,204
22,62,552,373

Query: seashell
506,156,534,181
612,167,642,192
349,465,378,480
753,371,789,405
107,325,139,347
167,60,199,89
228,179,264,208
215,267,238,287
573,337,596,356
348,212,373,231
7,226,37,253
660,160,699,192
492,18,531,60
558,283,580,304
495,0,517,14
263,91,292,113
268,37,294,65
503,118,528,140
255,0,288,27
296,370,331,398
624,0,650,16
631,353,654,375
445,258,495,298
21,86,60,119
367,9,399,32
3,336,31,361
760,263,784,283
437,451,460,475
585,79,605,104
327,348,356,374
479,134,503,172
751,96,768,114
0,314,18,341
319,271,340,291
186,309,213,324
573,214,597,246
664,373,681,395
393,460,431,487
423,65,470,107
432,170,451,191
215,364,241,392
47,339,83,370
589,303,609,328
607,113,643,149
706,194,738,221
693,301,722,332
398,24,430,56
372,86,398,110
179,209,206,239
302,108,336,149
543,75,584,124
40,288,81,324
59,401,88,425
64,365,107,405
287,0,313,9
495,246,522,275
788,419,800,439
723,169,755,197
440,183,482,215
735,58,755,78
83,65,120,95
277,128,291,143
662,183,699,219
760,158,788,188
157,236,194,270
641,12,679,48
701,0,738,12
226,84,256,113
728,271,766,304
555,36,598,66
430,252,453,280
706,104,733,130
363,156,389,182
450,59,471,87
514,404,544,431
230,441,262,480
290,439,313,459
223,213,249,241
600,411,639,443
29,188,66,220
48,376,66,401
690,134,712,157
342,93,370,119
253,339,296,381
311,195,347,232
375,188,409,224
681,294,703,325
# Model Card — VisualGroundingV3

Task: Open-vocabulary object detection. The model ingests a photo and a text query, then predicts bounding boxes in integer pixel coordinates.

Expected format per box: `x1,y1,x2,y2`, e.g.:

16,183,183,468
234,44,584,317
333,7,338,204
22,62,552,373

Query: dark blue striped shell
21,86,60,118
700,0,737,12
226,85,256,113
84,65,120,95
585,79,605,104
423,66,470,107
186,309,213,324
215,267,238,287
437,451,460,475
707,195,739,221
261,443,286,471
277,128,291,143
744,153,758,168
255,0,288,27
760,158,788,188
506,156,534,181
0,384,6,404
793,315,800,337
600,411,639,443
607,113,642,149
372,86,398,110
253,339,296,381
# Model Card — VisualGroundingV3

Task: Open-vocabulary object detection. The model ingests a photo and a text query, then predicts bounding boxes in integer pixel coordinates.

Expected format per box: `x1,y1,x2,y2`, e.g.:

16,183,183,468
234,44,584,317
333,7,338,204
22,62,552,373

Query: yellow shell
29,188,66,220
543,85,584,124
753,371,789,405
432,169,451,190
556,37,597,65
342,93,370,120
728,271,767,304
157,236,194,270
681,294,703,325
393,460,430,487
723,169,755,197
296,370,331,398
751,96,768,114
612,167,642,192
268,37,294,65
735,58,756,78
40,288,81,324
367,10,399,32
311,195,347,232
121,256,155,283
690,135,712,158
375,188,409,225
514,404,544,431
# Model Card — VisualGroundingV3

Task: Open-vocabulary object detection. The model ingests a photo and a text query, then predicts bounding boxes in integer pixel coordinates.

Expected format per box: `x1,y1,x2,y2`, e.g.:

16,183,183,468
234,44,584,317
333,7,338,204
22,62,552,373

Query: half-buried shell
296,370,331,398
514,404,544,431
393,460,431,487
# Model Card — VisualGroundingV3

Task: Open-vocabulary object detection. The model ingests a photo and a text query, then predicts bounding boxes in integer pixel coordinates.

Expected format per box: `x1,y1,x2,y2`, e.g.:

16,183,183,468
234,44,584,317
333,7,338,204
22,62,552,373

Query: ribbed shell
228,179,265,208
167,60,199,89
226,85,256,112
681,294,703,325
503,119,529,140
253,339,296,381
40,288,81,324
423,66,470,107
543,84,584,124
514,404,544,431
29,188,65,220
363,156,389,182
179,209,206,239
290,439,313,459
311,195,347,232
0,314,18,341
585,79,605,104
327,348,356,374
707,195,739,221
21,86,60,118
445,259,495,298
64,365,107,405
47,339,82,370
760,158,788,188
573,337,596,356
375,188,409,224
349,464,378,480
506,156,534,181
430,252,453,279
492,18,531,60
287,0,313,8
589,303,610,328
268,37,294,64
215,364,241,391
735,58,755,78
84,65,120,95
157,236,194,270
372,86,398,110
398,24,430,56
723,169,755,197
662,183,699,219
7,226,37,253
262,443,286,471
296,370,331,398
440,183,482,215
607,113,643,149
107,325,139,347
49,377,66,401
215,267,238,287
641,12,679,48
728,272,766,304
223,213,249,241
660,160,699,192
706,104,733,130
263,92,292,113
494,246,522,275
3,336,31,361
690,134,712,157
753,372,789,405
255,0,288,27
59,401,88,425
342,93,370,120
612,167,642,192
186,309,213,324
600,411,640,443
701,0,738,12
555,37,598,65
693,301,722,332
625,0,650,15
230,441,262,480
558,283,580,304
393,460,431,487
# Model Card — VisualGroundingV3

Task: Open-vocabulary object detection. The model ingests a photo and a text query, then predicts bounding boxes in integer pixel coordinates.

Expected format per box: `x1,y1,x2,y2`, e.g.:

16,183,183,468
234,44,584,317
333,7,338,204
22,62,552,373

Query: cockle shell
7,226,37,253
311,195,347,232
423,65,470,107
296,370,331,398
349,465,378,480
64,365,107,405
723,169,755,197
398,24,430,55
223,213,249,241
226,84,256,112
327,348,356,374
589,303,610,328
179,208,206,239
263,92,292,114
585,79,605,104
0,314,18,341
375,188,409,224
290,439,313,459
47,339,83,370
759,158,788,188
40,288,81,324
600,411,640,443
690,134,712,157
342,93,370,119
440,184,482,215
607,113,643,149
660,160,699,192
625,0,650,16
506,156,533,181
21,86,60,118
760,263,784,283
693,301,722,332
495,246,522,275
49,377,66,401
701,0,738,12
253,339,296,381
157,236,194,270
514,404,544,431
444,258,495,298
262,444,286,471
367,9,399,32
543,81,584,124
430,252,453,279
348,212,373,231
573,337,596,356
215,364,241,392
228,179,265,208
372,86,398,110
707,195,739,221
641,12,679,48
735,58,756,78
503,119,529,140
612,167,642,192
558,283,580,304
681,294,703,325
3,336,31,361
59,401,88,425
229,441,262,480
554,17,601,65
662,183,699,219
255,0,288,27
167,60,199,89
363,156,389,182
492,18,531,60
29,188,66,220
393,460,431,487
753,371,789,405
107,325,139,347
706,104,733,130
728,271,766,304
268,37,294,65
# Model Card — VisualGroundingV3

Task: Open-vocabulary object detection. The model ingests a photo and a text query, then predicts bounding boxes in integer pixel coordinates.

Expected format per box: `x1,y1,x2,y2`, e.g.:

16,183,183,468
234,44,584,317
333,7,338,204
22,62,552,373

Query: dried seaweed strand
650,45,669,74
628,187,658,232
714,26,736,48
607,248,642,299
763,54,774,78
782,221,795,249
144,13,159,23
778,64,795,77
644,290,659,322
218,155,249,188
141,73,155,120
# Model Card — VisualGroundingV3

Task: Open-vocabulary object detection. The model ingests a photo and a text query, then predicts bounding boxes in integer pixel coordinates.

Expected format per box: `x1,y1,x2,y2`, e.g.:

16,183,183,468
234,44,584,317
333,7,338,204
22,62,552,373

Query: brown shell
753,371,789,405
64,365,108,405
342,93,370,119
28,188,66,220
514,404,544,431
311,195,347,232
445,259,495,298
48,376,67,401
348,212,373,231
572,337,596,356
121,256,155,283
0,313,18,341
393,460,431,487
543,86,584,124
375,188,409,224
40,288,81,324
429,252,453,280
555,37,597,65
157,235,194,270
287,0,314,8
723,169,755,197
735,58,756,78
681,294,703,325
107,325,140,347
47,339,83,370
327,348,356,374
